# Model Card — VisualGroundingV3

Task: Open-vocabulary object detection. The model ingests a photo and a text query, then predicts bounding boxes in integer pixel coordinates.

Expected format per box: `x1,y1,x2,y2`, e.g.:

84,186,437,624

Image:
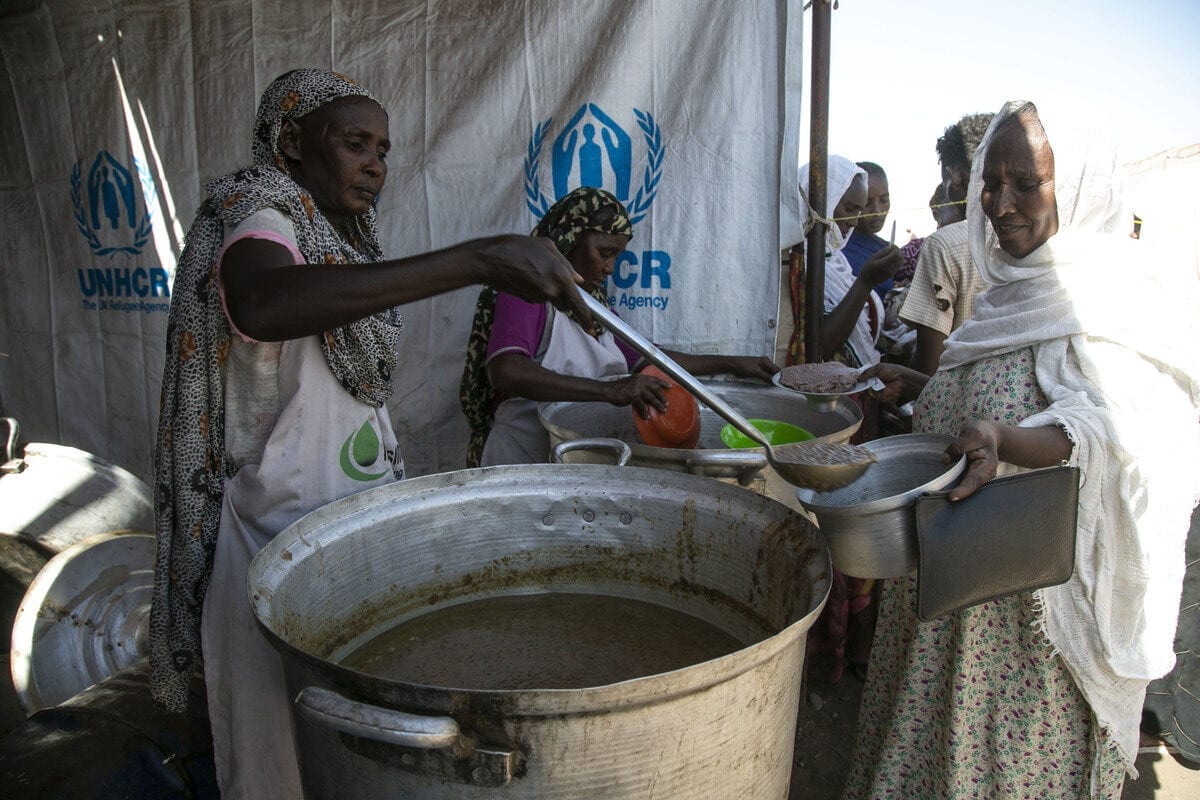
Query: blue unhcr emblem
71,151,155,257
525,103,663,224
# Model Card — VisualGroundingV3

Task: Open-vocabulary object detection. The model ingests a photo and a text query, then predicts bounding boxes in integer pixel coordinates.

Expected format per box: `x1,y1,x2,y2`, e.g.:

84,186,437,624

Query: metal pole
804,0,832,363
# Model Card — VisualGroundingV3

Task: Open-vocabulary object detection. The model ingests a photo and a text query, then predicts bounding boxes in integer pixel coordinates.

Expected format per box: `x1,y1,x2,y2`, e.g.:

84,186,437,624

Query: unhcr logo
525,104,663,223
524,104,672,312
71,150,154,257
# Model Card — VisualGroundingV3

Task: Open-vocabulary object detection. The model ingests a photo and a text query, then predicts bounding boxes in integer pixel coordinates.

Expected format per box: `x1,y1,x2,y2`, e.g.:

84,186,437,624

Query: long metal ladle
578,292,872,491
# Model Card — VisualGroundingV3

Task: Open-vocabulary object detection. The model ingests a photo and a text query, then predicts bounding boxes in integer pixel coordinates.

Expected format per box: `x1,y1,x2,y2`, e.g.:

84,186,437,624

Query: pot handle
295,687,520,786
295,686,466,751
685,450,768,486
551,437,632,466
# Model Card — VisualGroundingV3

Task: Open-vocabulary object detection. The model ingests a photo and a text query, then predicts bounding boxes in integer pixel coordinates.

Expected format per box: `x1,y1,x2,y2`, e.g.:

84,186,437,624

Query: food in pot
778,362,862,394
775,441,876,467
338,591,747,689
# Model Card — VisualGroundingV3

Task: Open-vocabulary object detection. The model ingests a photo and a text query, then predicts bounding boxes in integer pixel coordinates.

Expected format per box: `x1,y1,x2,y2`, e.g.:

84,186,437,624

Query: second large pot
249,464,831,799
540,379,863,506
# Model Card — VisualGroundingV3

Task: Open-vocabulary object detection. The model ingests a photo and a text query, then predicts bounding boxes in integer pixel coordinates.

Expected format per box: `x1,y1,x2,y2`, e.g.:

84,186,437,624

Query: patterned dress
842,347,1126,800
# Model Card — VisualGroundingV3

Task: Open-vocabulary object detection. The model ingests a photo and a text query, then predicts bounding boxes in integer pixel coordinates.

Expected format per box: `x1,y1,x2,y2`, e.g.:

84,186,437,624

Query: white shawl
799,156,881,366
942,101,1200,774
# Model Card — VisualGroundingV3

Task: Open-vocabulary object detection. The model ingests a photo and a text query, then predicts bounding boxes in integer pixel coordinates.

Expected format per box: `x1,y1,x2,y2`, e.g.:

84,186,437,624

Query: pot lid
0,442,153,553
10,530,153,713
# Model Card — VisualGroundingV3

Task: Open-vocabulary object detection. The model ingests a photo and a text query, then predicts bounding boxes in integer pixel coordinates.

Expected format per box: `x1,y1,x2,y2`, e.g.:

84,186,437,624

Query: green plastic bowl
720,419,814,449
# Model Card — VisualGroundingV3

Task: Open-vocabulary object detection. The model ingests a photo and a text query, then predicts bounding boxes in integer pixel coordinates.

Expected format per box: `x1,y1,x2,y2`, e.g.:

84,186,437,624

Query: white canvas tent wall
1123,142,1200,279
0,0,804,484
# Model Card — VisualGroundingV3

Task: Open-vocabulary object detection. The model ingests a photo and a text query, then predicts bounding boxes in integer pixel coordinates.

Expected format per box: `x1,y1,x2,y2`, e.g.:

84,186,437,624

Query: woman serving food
461,187,777,466
152,68,589,799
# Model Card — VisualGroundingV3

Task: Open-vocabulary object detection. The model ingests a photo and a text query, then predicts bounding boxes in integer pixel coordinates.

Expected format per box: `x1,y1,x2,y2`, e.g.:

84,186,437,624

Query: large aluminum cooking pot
249,463,830,799
540,379,862,507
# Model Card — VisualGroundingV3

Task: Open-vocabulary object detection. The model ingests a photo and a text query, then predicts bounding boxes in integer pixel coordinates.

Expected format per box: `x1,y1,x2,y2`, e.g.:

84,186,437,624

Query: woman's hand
858,244,903,288
941,420,1073,501
474,235,592,326
664,352,779,383
942,419,1073,502
603,374,671,419
942,419,1003,501
861,362,928,405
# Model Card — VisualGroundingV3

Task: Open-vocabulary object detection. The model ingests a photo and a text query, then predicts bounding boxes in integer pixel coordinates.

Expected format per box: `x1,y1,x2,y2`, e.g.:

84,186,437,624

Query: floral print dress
842,347,1126,800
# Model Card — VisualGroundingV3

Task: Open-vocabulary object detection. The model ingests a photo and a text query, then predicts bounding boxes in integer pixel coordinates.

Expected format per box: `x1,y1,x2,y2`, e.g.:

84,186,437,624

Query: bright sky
798,0,1200,240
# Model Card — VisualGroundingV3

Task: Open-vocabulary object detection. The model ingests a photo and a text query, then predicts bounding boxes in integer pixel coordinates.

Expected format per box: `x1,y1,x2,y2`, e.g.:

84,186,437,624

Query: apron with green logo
201,333,402,799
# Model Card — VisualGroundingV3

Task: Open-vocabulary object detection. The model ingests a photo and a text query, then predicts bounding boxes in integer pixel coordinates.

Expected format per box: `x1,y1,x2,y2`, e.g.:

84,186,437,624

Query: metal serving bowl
794,433,966,578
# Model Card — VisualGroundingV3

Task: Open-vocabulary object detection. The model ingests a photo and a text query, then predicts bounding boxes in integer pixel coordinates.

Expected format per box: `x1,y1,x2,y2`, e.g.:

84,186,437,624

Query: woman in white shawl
785,156,901,368
844,101,1200,799
786,157,903,683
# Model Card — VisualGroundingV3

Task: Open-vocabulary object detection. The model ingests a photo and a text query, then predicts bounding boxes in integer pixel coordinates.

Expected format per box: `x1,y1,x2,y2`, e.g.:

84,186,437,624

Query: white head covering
799,156,880,366
942,100,1200,777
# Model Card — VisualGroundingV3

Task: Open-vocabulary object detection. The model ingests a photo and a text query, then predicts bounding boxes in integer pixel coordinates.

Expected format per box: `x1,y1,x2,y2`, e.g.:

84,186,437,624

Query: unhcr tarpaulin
0,0,804,481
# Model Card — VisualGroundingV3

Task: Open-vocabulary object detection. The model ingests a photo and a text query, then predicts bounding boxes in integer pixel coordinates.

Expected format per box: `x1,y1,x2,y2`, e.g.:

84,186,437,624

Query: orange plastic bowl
632,365,702,449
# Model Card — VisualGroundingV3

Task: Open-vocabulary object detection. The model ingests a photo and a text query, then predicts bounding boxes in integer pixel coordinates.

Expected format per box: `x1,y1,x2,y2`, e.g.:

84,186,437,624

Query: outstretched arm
819,245,902,360
221,235,588,342
909,325,948,376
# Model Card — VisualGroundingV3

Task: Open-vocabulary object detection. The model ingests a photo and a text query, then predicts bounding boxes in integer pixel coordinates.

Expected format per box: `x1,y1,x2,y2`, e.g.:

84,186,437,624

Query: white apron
201,333,402,800
481,305,630,465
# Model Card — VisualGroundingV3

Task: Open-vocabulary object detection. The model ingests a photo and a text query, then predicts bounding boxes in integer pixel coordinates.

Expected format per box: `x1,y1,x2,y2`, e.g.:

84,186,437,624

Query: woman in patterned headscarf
152,67,587,799
460,186,778,467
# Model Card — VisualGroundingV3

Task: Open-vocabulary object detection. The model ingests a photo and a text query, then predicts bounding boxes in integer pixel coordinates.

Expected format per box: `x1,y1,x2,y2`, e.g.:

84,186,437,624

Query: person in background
842,161,893,299
876,183,954,366
845,100,1200,799
783,156,901,370
899,112,994,375
782,156,901,684
461,187,777,467
151,68,589,799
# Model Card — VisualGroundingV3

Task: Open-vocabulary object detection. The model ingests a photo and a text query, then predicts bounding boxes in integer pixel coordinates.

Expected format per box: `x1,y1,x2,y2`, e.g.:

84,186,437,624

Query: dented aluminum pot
248,464,830,800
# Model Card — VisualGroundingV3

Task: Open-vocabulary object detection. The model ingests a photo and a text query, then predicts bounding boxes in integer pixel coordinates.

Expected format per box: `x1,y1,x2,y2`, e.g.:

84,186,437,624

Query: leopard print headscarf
150,68,401,712
459,187,632,467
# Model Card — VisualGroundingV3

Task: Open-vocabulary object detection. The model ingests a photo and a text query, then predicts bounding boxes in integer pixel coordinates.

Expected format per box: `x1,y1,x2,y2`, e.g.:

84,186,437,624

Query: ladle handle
579,292,772,450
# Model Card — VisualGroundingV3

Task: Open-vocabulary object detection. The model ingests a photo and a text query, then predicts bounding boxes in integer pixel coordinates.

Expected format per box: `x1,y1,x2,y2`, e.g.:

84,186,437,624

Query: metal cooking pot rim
248,463,833,715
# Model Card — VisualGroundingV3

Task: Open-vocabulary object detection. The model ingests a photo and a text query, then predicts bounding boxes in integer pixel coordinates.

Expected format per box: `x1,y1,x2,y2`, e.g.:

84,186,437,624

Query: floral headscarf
150,68,401,712
459,187,633,467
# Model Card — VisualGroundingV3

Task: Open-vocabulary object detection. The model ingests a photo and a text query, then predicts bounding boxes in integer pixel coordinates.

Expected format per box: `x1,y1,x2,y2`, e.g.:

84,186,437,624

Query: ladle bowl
579,293,873,491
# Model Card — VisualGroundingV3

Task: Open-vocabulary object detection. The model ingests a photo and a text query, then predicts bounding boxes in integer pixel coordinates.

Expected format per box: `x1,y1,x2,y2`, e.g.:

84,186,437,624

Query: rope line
802,196,969,228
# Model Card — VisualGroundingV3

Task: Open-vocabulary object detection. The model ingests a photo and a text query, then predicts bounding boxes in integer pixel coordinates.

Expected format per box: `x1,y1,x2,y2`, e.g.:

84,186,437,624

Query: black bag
914,466,1080,622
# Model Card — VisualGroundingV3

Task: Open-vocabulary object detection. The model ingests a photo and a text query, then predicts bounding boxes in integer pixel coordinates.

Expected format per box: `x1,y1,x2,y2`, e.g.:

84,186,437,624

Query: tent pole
804,0,832,363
